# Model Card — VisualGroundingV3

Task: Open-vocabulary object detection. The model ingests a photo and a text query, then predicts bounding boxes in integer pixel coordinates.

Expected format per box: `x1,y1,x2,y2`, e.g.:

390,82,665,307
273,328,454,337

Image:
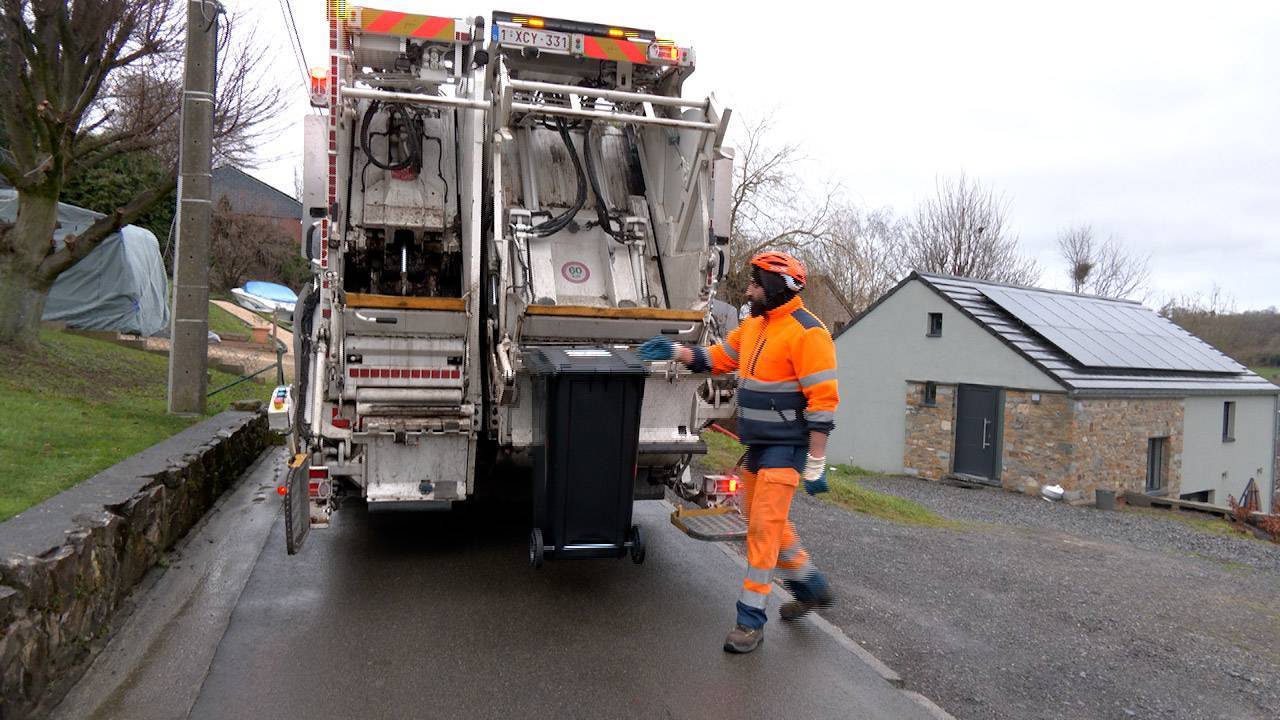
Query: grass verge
699,431,953,527
0,329,267,521
702,428,745,475
825,464,957,527
208,302,250,341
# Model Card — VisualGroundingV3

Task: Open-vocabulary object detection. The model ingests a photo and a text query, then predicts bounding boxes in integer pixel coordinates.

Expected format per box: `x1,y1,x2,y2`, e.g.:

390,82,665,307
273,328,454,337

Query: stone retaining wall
0,408,268,719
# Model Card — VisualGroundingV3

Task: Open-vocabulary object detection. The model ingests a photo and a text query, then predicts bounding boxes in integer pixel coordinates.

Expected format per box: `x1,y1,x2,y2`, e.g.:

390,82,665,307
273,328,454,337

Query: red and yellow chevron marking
356,7,455,41
582,36,649,64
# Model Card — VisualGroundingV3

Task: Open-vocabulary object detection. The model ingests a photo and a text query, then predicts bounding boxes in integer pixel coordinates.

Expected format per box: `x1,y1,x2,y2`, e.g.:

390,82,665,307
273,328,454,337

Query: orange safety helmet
750,251,806,291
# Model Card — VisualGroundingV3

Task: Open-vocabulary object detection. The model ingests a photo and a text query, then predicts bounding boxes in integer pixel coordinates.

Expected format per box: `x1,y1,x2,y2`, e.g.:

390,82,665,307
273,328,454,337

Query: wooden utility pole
167,0,221,414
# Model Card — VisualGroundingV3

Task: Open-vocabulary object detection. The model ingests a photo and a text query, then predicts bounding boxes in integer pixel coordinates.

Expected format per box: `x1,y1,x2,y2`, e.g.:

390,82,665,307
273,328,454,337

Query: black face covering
749,266,796,317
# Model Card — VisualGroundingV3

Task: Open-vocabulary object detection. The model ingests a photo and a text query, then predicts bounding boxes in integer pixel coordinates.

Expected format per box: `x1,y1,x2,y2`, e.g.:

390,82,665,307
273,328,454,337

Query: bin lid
524,346,647,376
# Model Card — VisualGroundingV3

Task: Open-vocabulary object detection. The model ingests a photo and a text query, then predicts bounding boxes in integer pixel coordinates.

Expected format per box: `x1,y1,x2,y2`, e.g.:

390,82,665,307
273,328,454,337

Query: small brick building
830,272,1278,509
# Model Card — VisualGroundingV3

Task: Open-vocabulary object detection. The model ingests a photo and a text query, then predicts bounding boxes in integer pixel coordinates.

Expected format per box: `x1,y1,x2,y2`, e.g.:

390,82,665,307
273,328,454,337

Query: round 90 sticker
561,261,590,284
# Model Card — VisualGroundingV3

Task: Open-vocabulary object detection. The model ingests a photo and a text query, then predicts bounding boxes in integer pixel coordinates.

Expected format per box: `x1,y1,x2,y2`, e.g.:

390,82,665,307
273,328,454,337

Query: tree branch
35,171,176,286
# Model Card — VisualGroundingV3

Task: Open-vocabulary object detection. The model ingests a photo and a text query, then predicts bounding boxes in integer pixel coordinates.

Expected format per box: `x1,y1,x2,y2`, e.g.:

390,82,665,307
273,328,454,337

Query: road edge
674,501,956,720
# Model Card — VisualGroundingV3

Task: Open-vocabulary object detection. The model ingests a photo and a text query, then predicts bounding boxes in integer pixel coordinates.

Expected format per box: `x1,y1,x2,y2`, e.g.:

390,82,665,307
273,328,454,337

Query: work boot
723,624,764,653
780,577,835,621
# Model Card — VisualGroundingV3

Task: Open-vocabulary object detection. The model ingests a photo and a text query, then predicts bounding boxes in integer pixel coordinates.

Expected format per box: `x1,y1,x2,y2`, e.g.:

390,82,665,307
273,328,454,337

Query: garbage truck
276,5,736,563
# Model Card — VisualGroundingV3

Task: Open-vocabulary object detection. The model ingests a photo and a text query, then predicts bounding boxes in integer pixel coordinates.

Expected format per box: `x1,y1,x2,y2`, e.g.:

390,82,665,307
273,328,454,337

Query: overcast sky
241,0,1280,309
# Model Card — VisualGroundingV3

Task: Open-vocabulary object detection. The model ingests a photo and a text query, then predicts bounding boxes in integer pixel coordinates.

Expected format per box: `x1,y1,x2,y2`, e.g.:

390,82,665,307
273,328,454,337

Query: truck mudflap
283,454,310,554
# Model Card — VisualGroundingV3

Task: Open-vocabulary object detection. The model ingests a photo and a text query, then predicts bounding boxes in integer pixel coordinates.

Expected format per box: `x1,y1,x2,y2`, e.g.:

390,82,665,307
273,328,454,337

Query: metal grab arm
495,57,724,135
508,78,709,111
340,85,489,111
509,102,716,130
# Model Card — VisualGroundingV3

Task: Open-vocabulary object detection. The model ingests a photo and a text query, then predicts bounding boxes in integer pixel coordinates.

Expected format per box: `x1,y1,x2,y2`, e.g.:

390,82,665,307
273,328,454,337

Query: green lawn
1250,366,1280,386
0,329,267,521
208,302,250,341
702,428,746,474
825,464,956,527
699,430,950,527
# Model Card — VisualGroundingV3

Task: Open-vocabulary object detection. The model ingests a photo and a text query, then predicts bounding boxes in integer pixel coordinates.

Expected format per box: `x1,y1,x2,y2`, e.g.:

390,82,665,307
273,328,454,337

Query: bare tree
0,0,281,350
806,203,906,313
208,196,300,292
1059,225,1094,293
719,114,839,305
1056,223,1150,299
901,174,1039,285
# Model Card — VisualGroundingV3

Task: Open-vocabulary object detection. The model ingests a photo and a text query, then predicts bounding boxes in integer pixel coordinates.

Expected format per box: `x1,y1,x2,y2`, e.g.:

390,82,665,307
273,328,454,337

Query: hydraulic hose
360,101,421,173
531,118,587,237
582,120,626,244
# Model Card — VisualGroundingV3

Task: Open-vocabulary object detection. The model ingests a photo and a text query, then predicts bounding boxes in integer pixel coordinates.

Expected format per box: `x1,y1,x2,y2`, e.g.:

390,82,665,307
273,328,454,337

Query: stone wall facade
901,384,1187,503
1069,398,1184,499
903,381,956,480
0,409,268,719
1000,390,1073,493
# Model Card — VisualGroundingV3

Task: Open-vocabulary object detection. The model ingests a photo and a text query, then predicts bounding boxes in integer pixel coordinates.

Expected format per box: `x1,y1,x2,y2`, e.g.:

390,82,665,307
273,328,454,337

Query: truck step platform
670,505,747,542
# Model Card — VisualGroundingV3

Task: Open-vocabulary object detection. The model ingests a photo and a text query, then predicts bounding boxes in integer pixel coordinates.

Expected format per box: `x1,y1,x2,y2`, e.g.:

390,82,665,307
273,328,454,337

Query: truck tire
529,528,544,569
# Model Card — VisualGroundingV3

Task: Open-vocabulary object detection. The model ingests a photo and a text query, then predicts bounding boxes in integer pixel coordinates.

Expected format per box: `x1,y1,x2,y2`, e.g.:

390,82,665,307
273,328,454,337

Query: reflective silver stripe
738,587,769,609
776,562,804,581
740,378,802,393
798,369,838,387
805,410,835,423
777,560,816,581
778,546,799,563
740,407,797,423
745,566,773,585
723,343,740,362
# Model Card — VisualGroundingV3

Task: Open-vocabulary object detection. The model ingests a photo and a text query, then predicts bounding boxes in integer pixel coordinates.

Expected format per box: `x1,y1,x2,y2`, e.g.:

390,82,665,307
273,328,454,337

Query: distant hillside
1163,308,1280,372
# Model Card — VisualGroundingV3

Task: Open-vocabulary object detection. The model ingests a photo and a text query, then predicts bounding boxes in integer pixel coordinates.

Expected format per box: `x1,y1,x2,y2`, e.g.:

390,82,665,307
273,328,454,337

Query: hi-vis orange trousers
735,445,824,629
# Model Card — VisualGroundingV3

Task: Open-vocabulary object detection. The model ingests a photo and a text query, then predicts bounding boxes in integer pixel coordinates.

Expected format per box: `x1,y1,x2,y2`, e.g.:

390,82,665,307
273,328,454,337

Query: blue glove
804,469,830,496
636,336,676,362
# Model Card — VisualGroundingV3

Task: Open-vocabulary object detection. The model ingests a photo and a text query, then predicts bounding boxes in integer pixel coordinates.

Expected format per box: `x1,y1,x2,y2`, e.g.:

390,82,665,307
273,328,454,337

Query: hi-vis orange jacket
690,295,839,445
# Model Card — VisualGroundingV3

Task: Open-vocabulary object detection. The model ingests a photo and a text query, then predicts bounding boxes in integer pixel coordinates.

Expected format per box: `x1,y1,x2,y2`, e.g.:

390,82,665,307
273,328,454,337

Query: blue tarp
0,189,170,336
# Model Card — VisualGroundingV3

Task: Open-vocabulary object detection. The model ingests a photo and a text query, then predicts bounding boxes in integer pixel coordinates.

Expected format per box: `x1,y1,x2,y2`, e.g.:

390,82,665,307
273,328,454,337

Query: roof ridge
914,270,1145,306
213,165,300,207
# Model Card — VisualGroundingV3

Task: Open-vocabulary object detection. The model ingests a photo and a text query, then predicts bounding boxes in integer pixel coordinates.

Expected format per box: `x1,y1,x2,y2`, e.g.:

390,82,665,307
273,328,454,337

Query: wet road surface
55,450,944,720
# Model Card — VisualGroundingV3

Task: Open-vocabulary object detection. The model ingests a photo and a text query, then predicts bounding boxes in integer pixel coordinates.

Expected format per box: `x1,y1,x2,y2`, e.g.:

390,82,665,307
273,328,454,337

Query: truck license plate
498,26,571,52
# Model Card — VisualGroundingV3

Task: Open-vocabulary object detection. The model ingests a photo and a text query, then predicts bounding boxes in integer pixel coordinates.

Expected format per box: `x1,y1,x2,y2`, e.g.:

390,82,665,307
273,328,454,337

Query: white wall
1181,395,1277,509
831,279,1064,473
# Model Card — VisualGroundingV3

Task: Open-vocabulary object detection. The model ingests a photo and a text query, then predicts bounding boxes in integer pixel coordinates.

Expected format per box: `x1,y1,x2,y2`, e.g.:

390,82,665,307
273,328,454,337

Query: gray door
954,384,1000,481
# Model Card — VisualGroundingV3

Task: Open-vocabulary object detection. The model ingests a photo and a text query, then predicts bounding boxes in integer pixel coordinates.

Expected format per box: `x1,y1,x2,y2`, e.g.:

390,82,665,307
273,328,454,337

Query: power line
280,0,312,73
275,0,310,97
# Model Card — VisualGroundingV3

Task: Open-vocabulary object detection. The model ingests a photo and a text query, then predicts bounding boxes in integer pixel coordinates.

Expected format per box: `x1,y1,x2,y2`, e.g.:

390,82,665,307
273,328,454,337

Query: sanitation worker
637,251,838,653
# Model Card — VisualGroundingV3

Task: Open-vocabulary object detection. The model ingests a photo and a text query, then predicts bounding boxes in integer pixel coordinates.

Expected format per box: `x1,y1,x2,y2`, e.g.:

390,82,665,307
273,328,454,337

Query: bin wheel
529,528,544,569
629,526,645,565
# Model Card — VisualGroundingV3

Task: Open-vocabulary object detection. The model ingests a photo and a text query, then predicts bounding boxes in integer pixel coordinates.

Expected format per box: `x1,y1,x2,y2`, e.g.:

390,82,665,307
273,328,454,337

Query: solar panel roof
979,285,1244,373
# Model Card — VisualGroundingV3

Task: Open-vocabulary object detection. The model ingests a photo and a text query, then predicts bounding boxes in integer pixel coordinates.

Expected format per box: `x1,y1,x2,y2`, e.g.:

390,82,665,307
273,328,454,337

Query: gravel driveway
706,469,1280,719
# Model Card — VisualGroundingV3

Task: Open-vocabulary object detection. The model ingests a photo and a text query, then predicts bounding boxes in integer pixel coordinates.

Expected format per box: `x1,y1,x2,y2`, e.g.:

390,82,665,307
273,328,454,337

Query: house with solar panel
829,272,1279,509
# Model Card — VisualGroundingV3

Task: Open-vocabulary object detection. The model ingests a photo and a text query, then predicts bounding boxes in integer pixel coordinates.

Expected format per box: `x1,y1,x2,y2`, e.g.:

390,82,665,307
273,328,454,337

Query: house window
1222,401,1236,442
927,312,943,337
923,381,938,407
1146,437,1168,493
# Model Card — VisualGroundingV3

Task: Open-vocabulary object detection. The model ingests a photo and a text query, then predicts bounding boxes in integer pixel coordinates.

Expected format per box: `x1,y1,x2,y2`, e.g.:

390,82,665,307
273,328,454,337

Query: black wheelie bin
524,346,647,567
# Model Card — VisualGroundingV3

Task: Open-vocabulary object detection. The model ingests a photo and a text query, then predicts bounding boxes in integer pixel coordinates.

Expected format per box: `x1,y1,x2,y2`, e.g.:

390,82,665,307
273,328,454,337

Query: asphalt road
53,450,944,720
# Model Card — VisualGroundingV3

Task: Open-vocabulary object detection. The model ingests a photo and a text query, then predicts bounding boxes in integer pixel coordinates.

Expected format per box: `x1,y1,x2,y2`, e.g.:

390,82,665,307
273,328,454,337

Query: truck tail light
309,67,329,108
